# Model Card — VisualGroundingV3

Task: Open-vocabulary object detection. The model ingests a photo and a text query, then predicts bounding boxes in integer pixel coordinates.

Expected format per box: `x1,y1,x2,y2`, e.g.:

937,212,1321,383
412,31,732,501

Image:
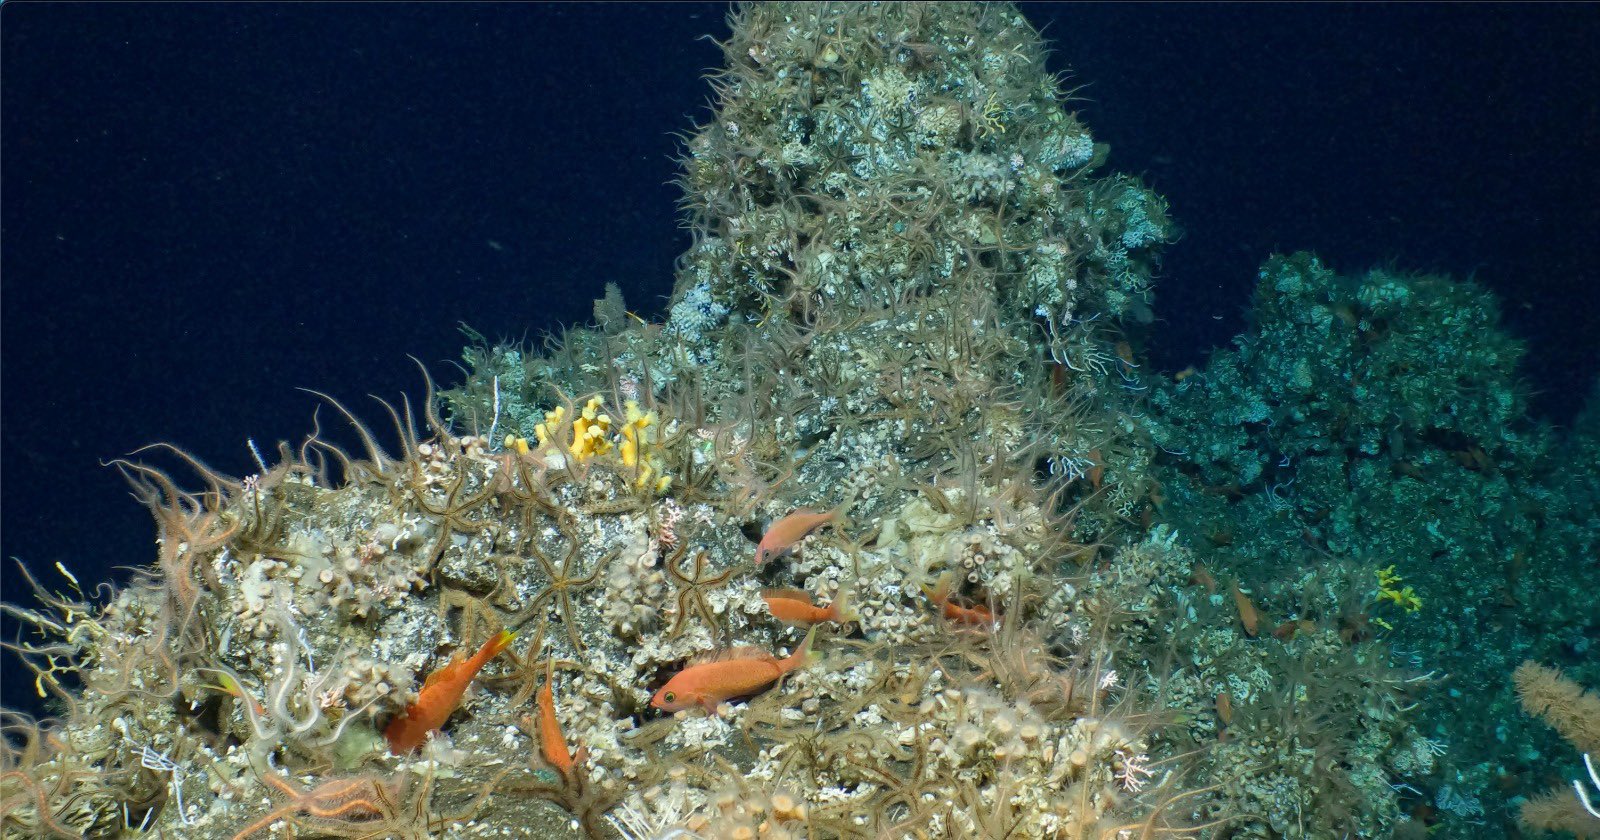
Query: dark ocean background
2,4,1596,717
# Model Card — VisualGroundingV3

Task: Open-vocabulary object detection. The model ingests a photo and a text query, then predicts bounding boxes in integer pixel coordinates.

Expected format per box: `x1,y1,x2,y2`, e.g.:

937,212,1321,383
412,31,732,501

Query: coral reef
2,5,1199,837
3,4,1593,840
1144,251,1600,835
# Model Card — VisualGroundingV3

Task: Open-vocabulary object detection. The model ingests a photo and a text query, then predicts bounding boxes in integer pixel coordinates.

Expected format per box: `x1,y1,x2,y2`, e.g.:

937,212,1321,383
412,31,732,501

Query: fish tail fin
828,495,856,537
473,628,518,668
921,570,953,605
538,657,556,707
832,587,860,624
783,625,821,673
202,666,264,721
488,628,517,657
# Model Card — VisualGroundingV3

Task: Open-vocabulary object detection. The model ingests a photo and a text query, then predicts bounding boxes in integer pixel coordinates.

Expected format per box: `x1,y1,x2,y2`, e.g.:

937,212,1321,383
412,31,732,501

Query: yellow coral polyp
566,396,615,460
570,420,612,460
616,400,668,492
1375,565,1422,613
534,405,567,450
530,397,668,489
635,469,673,493
619,400,657,468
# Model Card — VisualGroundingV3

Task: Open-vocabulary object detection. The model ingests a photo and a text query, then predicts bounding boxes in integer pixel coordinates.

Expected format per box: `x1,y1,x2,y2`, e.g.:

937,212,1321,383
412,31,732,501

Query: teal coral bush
1152,252,1541,488
1148,252,1548,632
1524,383,1600,660
1143,251,1600,835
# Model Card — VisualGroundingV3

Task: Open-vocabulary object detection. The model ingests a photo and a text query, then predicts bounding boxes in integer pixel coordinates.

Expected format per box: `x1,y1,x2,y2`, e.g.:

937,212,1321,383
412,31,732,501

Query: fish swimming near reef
1230,578,1260,638
385,629,517,753
755,503,849,566
651,626,820,713
922,571,998,628
536,660,586,782
761,587,859,626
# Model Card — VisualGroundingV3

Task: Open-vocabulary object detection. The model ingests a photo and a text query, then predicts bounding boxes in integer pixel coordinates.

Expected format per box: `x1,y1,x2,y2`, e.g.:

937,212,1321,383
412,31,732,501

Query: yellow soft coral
530,397,670,491
535,397,615,461
619,400,671,491
569,396,614,460
1375,565,1422,613
618,400,651,467
533,405,567,452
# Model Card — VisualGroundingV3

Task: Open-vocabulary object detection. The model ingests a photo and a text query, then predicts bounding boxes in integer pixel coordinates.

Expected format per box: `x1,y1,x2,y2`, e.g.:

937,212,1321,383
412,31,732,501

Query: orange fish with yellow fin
536,660,587,781
386,629,516,753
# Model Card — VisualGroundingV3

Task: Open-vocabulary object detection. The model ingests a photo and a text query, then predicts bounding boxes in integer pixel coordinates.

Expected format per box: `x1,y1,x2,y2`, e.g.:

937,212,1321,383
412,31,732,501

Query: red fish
922,571,997,628
1230,579,1260,638
755,504,848,566
650,627,819,714
536,660,587,781
761,587,858,626
386,629,516,753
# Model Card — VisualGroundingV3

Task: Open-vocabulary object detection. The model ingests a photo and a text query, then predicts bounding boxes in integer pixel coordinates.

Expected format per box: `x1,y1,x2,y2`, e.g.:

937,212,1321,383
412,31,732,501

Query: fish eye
663,691,676,703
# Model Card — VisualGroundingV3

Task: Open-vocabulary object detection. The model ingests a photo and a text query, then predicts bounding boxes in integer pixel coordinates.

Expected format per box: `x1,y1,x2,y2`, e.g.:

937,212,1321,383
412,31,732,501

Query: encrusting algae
1,4,1494,839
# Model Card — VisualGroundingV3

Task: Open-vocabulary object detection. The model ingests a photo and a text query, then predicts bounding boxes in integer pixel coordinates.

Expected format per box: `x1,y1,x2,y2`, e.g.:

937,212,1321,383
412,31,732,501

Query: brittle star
664,545,737,643
512,540,612,653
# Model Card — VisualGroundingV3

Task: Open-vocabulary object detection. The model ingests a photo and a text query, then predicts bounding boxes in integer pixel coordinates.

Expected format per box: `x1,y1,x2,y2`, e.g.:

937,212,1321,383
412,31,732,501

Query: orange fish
1086,448,1105,490
1272,618,1316,641
536,661,587,781
755,504,848,566
761,587,858,626
650,626,819,714
922,571,997,628
1230,579,1260,638
386,629,516,753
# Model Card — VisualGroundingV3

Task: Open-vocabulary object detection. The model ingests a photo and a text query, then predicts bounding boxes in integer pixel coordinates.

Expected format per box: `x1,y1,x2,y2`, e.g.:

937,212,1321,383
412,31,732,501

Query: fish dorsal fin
688,646,777,666
760,587,814,604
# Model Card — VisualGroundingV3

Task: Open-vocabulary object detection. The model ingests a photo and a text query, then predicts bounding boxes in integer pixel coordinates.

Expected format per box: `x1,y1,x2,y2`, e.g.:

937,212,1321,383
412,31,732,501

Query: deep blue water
2,4,1596,714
